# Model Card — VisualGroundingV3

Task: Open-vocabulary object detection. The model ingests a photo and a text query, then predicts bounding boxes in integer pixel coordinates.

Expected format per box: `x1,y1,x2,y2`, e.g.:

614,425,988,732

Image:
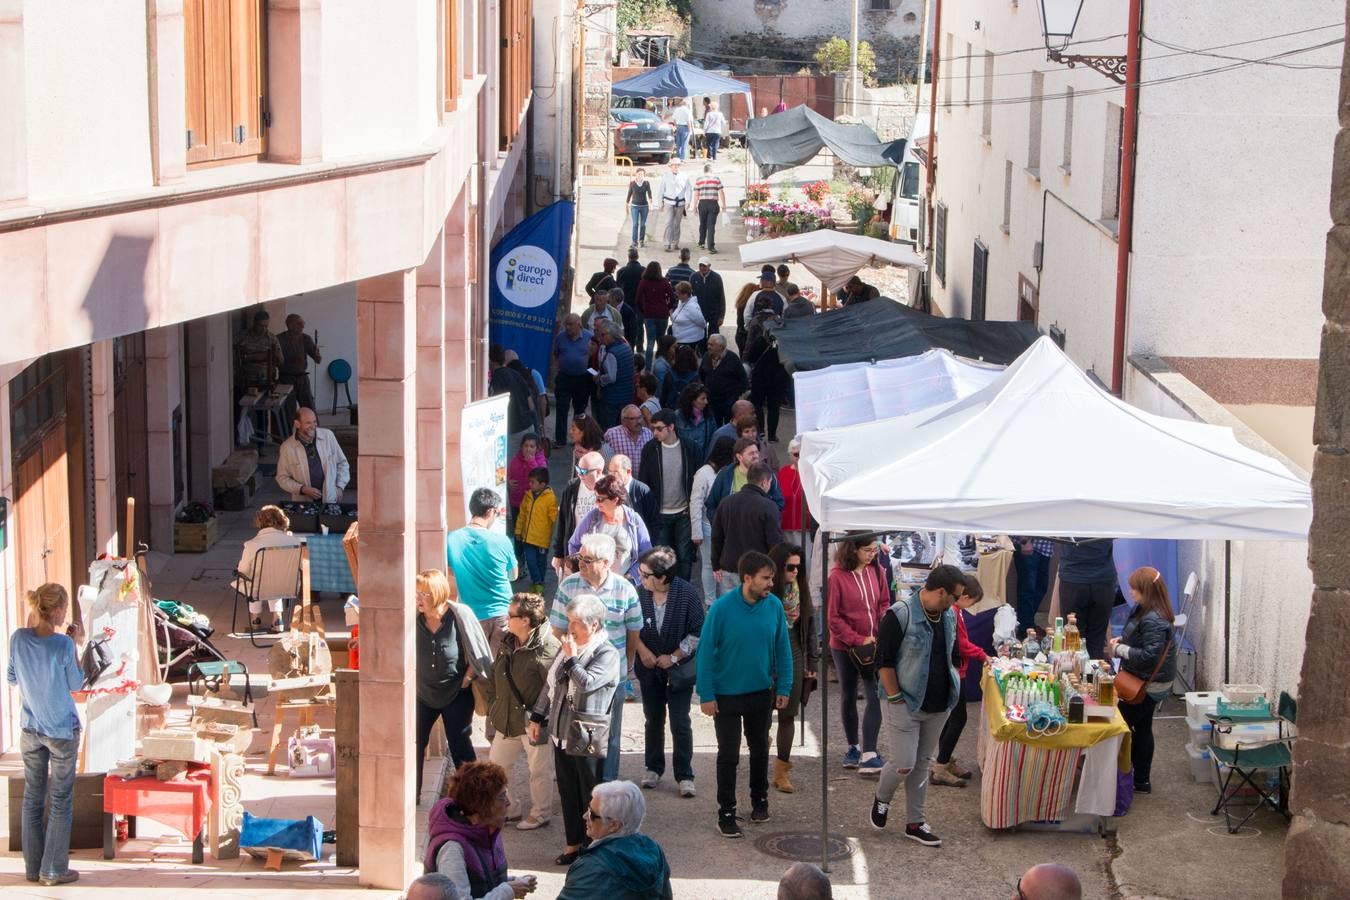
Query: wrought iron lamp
1038,0,1125,83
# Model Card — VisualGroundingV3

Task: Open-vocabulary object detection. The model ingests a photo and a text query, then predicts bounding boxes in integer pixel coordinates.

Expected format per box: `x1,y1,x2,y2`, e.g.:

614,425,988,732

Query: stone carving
209,750,245,860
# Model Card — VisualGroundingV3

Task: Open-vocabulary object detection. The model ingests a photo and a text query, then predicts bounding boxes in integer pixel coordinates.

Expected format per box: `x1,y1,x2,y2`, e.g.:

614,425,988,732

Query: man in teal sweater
696,550,793,839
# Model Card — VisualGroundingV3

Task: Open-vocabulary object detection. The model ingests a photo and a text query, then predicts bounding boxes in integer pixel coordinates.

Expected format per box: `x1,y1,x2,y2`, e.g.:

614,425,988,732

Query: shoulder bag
1115,636,1172,705
563,686,615,758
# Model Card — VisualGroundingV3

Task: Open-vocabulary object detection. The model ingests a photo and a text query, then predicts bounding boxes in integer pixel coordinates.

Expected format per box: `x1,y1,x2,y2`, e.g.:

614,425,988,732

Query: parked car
611,108,675,163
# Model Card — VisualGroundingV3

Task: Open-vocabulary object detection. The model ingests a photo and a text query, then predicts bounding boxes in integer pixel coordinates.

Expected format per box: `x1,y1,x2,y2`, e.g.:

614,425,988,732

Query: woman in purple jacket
567,475,653,581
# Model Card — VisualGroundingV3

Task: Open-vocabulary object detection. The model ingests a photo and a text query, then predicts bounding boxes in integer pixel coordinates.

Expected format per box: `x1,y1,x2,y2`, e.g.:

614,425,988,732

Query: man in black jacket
610,287,643,350
616,248,645,307
690,257,726,335
711,461,784,594
637,410,700,579
699,333,749,425
585,257,619,300
606,453,658,529
549,450,605,572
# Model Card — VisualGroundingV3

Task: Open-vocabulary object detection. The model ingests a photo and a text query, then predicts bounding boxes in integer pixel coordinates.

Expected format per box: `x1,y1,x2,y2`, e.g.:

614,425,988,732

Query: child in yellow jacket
515,466,558,593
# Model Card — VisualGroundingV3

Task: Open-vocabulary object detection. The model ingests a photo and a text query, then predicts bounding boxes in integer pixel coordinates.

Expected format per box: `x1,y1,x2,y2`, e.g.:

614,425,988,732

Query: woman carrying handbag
633,547,704,798
1108,566,1177,794
827,533,891,775
528,593,621,866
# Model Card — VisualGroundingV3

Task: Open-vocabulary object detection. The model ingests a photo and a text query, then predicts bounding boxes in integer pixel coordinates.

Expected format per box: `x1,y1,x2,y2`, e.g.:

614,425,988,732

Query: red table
103,766,213,863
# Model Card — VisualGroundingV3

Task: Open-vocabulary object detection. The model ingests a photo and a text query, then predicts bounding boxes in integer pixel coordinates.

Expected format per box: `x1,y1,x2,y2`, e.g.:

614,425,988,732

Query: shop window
9,355,66,459
184,0,265,166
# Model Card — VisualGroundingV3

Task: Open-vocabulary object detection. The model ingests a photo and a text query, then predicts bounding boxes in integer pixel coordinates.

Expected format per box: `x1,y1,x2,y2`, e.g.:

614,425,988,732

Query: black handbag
846,642,877,674
563,689,615,759
667,657,697,691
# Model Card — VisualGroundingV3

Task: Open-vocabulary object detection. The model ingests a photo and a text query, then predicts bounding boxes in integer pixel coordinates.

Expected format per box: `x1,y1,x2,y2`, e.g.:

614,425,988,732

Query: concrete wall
22,0,152,202
1126,359,1312,693
531,0,578,203
284,283,360,407
928,0,1335,375
691,0,924,78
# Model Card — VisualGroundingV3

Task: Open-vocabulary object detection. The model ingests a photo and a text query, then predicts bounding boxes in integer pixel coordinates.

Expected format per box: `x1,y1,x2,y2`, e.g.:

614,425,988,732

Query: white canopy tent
738,230,926,293
799,337,1312,540
793,348,1006,433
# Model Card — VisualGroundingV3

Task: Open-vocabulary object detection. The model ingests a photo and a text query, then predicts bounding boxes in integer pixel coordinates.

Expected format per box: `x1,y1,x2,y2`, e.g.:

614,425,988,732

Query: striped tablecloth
977,669,1131,829
306,534,357,594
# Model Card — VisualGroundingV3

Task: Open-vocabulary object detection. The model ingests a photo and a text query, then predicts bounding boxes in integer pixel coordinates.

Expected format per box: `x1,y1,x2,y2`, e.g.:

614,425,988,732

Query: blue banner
489,200,576,379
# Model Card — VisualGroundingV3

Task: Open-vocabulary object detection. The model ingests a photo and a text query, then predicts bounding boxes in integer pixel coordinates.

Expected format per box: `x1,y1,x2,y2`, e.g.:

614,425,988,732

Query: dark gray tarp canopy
747,106,906,177
768,299,1042,372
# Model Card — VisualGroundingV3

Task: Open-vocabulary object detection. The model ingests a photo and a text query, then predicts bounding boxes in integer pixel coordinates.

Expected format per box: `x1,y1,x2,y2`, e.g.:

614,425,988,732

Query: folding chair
1208,691,1296,833
231,542,305,648
187,660,259,728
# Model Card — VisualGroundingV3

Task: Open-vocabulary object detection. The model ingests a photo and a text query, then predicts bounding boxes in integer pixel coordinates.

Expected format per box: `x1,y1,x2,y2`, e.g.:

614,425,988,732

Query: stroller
155,599,228,680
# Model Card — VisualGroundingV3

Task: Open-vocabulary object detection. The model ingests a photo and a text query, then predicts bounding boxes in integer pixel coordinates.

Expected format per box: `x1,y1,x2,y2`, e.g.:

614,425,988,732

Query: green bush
814,37,876,83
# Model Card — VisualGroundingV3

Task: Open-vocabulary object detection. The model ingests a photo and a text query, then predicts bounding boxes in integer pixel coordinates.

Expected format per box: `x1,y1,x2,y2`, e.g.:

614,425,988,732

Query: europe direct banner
489,200,576,378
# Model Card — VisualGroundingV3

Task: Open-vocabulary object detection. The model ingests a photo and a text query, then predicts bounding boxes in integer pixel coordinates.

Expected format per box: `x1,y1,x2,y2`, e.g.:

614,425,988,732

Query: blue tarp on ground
611,58,752,98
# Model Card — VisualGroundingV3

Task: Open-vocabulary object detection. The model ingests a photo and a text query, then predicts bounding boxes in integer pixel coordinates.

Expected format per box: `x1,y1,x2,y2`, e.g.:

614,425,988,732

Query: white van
888,115,928,246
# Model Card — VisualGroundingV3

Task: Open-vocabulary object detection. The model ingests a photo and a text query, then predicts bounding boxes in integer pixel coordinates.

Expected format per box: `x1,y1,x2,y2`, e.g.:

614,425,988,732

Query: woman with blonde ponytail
8,582,84,885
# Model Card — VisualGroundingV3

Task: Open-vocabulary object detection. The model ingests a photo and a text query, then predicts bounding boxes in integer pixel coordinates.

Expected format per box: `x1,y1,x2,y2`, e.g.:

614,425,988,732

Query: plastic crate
1185,741,1213,784
1220,683,1266,705
1187,716,1213,749
1185,691,1220,722
1213,720,1283,751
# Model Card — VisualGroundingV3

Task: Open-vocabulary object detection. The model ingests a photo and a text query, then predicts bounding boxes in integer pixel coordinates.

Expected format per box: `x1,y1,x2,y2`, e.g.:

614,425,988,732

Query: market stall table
103,765,213,863
976,669,1131,830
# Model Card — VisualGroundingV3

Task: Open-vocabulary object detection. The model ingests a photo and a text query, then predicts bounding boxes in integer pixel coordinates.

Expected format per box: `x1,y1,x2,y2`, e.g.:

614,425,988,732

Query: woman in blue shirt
7,583,84,886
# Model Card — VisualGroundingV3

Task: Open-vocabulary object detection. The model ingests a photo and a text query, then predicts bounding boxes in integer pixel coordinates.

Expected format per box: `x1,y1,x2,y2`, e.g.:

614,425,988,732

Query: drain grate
753,830,854,863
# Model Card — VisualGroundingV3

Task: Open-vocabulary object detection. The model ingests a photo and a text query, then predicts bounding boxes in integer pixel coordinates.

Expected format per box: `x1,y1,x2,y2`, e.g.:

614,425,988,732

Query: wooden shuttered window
971,240,988,322
499,0,532,149
934,202,947,286
184,0,265,165
445,0,461,111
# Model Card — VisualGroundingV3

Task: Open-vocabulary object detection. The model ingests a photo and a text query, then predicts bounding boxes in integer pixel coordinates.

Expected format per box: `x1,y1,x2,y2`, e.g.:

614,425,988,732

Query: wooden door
12,414,72,626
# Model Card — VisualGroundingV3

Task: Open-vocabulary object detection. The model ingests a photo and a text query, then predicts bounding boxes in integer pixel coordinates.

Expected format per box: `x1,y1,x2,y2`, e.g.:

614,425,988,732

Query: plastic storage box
1212,720,1283,750
1220,683,1266,705
1185,691,1220,722
1185,742,1213,784
1187,717,1213,749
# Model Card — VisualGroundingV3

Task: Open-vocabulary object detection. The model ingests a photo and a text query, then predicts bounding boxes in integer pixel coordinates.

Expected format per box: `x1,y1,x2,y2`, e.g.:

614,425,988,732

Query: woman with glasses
485,593,561,830
633,547,704,798
689,436,736,603
567,475,652,582
827,532,890,775
559,780,673,899
768,543,817,794
415,569,480,797
423,760,538,898
528,594,621,867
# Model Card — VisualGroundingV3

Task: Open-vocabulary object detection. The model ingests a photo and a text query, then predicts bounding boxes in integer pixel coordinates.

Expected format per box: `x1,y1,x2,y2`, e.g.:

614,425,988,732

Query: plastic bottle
1052,616,1065,653
1064,613,1082,653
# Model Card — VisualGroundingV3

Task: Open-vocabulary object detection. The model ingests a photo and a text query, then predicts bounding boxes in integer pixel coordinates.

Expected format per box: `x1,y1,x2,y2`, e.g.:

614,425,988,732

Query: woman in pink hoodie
827,533,891,775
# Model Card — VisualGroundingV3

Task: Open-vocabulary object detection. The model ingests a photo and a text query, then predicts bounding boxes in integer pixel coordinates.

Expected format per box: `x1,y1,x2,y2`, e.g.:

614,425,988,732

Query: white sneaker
641,770,660,789
678,779,696,798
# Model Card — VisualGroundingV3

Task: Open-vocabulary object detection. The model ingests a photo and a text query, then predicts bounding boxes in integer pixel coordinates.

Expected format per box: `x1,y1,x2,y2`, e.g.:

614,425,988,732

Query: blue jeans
675,125,690,159
1013,550,1051,633
643,317,668,367
706,133,721,159
603,687,626,782
631,205,649,245
699,519,715,604
22,728,79,880
523,545,549,584
652,511,695,581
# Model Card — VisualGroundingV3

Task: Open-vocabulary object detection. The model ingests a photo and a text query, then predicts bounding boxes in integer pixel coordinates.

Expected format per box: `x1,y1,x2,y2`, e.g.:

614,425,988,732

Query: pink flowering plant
802,180,831,204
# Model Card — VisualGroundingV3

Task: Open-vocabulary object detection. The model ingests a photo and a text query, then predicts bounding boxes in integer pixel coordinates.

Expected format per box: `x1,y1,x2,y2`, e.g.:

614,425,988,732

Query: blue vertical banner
489,200,576,378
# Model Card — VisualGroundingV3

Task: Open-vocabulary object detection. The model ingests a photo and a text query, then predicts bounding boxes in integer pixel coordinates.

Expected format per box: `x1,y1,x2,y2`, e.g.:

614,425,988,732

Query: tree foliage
618,0,690,31
814,37,877,82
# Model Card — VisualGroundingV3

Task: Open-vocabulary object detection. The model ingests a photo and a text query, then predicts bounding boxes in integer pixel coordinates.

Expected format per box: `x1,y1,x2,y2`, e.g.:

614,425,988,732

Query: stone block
1289,739,1350,825
1308,453,1350,587
1293,590,1350,731
357,682,412,752
1321,224,1350,324
1331,128,1350,226
356,605,414,684
357,379,414,459
356,753,414,831
1283,815,1350,898
357,824,416,890
1314,327,1350,448
354,530,413,610
356,456,412,532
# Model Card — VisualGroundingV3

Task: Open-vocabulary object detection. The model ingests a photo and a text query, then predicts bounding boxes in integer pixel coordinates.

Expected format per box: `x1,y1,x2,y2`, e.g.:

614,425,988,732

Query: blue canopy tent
610,58,752,101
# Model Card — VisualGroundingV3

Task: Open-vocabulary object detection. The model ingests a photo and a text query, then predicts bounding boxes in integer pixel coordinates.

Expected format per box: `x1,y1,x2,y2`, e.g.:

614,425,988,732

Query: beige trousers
489,733,555,821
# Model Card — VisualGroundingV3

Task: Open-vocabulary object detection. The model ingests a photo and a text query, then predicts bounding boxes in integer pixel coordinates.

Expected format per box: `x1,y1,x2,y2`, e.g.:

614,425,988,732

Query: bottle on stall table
1064,613,1082,653
1052,616,1065,653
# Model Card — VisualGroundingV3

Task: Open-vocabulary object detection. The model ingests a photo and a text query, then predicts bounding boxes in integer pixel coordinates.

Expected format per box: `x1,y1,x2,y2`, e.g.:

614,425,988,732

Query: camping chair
187,660,259,728
1208,691,1296,833
232,542,305,648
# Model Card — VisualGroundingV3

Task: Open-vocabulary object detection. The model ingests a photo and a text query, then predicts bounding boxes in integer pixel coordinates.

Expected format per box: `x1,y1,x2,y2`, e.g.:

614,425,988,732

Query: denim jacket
888,591,960,715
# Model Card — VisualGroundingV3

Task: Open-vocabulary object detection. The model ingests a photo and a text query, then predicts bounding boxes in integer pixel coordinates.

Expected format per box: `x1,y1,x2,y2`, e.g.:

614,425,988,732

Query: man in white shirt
276,407,350,503
670,98,694,159
658,159,694,253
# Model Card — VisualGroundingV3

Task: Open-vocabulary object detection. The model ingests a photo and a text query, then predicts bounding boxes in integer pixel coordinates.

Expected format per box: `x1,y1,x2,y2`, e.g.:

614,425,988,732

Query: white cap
698,256,711,266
